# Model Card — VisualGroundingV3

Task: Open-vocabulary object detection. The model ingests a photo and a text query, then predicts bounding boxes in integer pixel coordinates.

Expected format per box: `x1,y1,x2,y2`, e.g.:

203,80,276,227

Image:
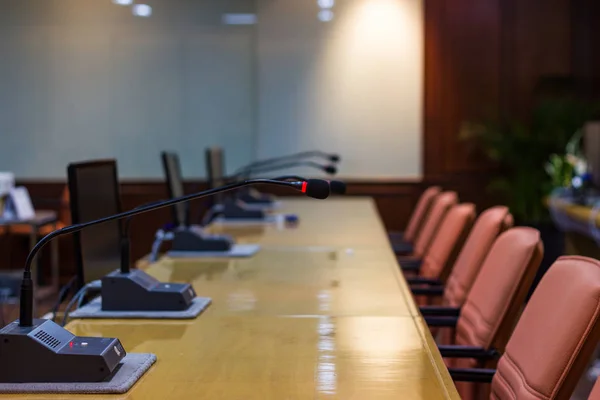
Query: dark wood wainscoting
1,177,495,285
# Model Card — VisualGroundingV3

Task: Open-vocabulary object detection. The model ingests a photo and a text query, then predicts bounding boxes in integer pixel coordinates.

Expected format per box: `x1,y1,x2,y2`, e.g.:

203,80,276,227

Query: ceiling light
222,14,258,25
318,0,335,9
112,0,133,5
132,4,152,17
318,9,334,22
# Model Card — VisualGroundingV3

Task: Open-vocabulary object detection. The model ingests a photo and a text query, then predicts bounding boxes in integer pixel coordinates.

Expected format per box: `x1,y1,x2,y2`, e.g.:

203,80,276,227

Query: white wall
0,0,256,178
256,0,423,179
0,0,423,180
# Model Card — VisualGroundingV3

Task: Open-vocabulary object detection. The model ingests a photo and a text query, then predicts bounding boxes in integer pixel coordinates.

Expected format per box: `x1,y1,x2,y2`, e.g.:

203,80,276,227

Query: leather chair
589,378,600,399
449,256,600,400
410,206,513,306
422,227,543,400
389,186,441,253
402,204,476,299
396,191,458,266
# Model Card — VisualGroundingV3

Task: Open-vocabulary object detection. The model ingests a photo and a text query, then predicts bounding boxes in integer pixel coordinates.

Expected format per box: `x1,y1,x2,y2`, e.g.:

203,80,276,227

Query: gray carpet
70,296,211,319
0,353,156,394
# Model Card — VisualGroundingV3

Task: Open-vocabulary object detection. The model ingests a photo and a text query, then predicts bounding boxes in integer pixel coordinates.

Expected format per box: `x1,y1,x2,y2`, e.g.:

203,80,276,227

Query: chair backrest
455,227,543,352
589,379,600,400
491,256,600,400
161,151,189,227
443,206,513,308
404,186,441,243
412,191,458,258
419,203,476,281
67,159,123,289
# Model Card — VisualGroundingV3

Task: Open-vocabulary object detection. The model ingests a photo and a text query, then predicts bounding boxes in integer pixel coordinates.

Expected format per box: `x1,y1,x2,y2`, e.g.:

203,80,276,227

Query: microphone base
0,319,125,383
238,190,275,205
221,199,265,220
101,269,195,312
172,229,233,252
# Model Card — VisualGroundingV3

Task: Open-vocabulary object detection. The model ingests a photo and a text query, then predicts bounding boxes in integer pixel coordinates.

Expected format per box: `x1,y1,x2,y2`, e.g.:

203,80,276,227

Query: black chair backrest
67,159,122,289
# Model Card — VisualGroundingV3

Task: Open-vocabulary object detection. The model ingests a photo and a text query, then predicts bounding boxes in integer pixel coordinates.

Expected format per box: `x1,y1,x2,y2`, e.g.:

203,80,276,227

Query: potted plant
460,98,599,297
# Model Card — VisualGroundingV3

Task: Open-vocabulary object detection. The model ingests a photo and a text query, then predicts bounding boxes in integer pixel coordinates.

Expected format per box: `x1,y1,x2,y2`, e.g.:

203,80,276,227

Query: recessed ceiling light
318,9,334,22
132,4,152,17
222,14,258,25
318,0,335,9
112,0,133,5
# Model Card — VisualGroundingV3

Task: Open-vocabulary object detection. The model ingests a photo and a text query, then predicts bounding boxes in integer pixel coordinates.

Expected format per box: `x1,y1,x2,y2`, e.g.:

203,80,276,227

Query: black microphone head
303,179,330,199
329,180,346,195
324,165,337,175
329,154,341,163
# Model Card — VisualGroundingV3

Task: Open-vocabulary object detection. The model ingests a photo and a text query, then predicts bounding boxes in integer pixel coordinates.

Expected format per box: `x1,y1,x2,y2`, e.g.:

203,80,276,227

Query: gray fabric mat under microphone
0,353,156,394
69,296,211,319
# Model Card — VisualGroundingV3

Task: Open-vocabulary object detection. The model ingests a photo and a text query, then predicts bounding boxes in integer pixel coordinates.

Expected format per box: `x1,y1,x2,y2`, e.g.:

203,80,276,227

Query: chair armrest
407,277,442,286
392,242,413,255
438,345,499,360
411,286,444,296
419,306,461,317
388,231,405,241
448,368,496,383
398,258,421,271
424,316,459,327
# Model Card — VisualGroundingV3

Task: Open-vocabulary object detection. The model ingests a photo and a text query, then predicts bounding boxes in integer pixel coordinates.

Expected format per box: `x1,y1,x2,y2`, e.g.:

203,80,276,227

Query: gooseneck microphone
274,175,347,195
234,150,340,175
233,160,337,179
0,178,328,384
19,178,328,328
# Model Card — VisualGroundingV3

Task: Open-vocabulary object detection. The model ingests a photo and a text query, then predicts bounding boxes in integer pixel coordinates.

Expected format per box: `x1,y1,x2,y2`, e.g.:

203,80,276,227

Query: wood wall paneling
5,0,597,288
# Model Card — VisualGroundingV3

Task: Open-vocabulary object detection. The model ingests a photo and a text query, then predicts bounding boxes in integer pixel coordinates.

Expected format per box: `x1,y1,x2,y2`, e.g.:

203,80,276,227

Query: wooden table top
10,197,458,399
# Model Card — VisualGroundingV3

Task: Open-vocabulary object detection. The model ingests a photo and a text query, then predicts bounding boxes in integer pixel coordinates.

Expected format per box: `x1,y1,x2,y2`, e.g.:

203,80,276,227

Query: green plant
544,130,585,189
460,98,598,223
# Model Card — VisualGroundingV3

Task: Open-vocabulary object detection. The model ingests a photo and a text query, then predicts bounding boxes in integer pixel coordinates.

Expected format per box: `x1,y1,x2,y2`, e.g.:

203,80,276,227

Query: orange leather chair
449,256,600,400
396,191,458,267
410,206,513,306
422,227,543,400
401,203,476,295
589,379,600,399
389,186,441,253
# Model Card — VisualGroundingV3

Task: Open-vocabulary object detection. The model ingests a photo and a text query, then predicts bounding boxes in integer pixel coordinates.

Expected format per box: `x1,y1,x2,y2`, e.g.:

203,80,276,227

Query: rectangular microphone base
0,353,156,394
0,319,125,383
167,244,261,258
213,214,281,226
70,296,211,319
241,201,283,211
101,269,196,311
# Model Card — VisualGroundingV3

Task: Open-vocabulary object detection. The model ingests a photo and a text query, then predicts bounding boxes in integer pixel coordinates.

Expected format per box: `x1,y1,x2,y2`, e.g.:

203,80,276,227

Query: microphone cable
61,280,101,327
49,276,76,322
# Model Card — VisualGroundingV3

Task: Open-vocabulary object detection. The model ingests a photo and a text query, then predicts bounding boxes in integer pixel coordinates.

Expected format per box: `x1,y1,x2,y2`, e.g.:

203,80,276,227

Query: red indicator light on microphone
69,342,73,348
301,182,307,193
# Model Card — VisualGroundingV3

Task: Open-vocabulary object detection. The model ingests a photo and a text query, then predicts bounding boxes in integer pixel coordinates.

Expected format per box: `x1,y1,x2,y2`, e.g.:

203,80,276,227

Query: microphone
234,150,340,175
235,160,337,178
0,178,329,384
274,175,346,195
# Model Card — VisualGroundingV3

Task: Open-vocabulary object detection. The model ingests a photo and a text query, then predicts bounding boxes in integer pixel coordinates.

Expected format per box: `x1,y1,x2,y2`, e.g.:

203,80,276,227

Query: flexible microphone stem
19,178,326,327
234,151,339,175
233,161,336,179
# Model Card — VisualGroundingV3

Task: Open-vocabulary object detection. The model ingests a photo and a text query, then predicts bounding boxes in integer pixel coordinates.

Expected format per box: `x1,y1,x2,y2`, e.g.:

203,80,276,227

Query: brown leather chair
423,227,543,400
402,204,476,296
397,191,458,265
449,256,600,400
389,186,441,253
589,378,600,399
410,206,513,307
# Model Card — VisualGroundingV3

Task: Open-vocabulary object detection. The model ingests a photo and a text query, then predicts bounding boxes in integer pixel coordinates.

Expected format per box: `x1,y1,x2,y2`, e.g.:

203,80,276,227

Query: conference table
18,198,459,399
